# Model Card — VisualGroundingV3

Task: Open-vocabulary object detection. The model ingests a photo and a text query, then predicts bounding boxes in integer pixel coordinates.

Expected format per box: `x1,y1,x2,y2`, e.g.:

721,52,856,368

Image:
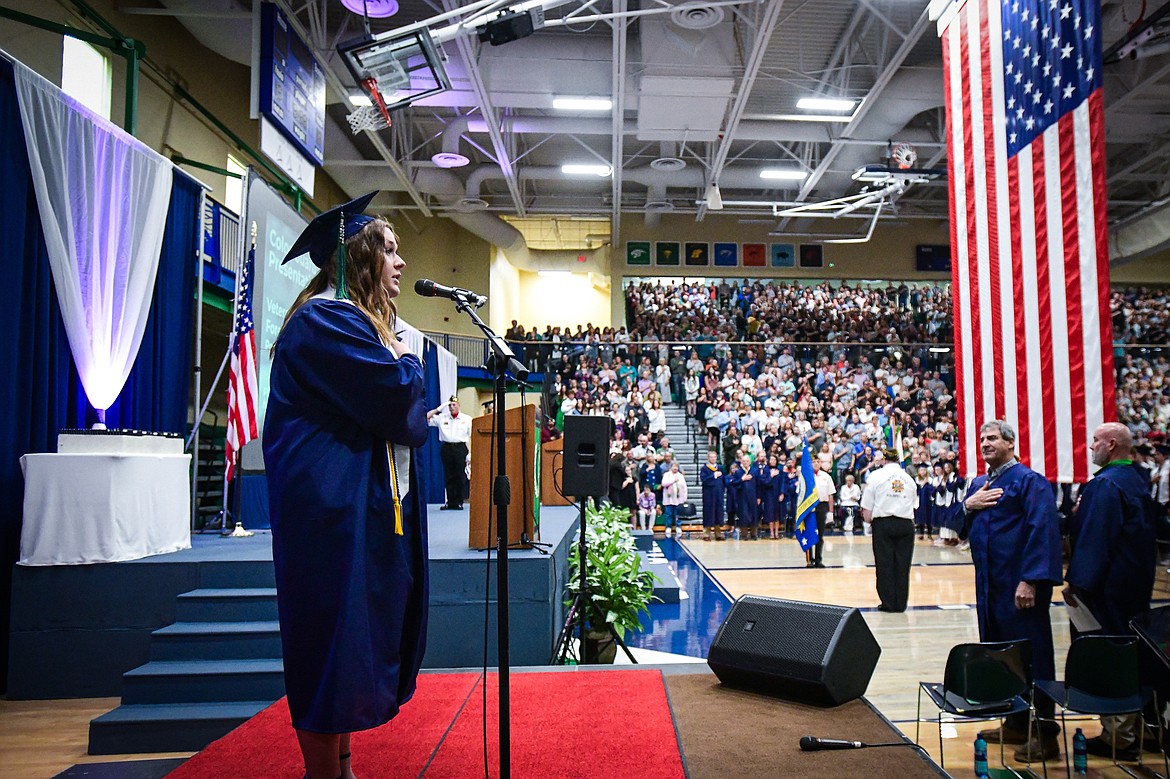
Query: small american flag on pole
224,243,259,483
932,0,1115,482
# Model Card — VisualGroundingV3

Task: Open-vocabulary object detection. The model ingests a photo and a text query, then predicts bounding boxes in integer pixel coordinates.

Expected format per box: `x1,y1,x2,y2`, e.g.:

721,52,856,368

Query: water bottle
974,734,989,778
1073,728,1087,777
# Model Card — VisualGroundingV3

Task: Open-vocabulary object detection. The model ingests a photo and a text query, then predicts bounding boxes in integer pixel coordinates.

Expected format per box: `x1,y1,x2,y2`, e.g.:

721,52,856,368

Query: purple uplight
340,0,399,18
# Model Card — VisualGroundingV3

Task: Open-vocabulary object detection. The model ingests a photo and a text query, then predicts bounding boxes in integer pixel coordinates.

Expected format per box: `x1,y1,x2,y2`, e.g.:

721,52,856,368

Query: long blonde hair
277,218,398,348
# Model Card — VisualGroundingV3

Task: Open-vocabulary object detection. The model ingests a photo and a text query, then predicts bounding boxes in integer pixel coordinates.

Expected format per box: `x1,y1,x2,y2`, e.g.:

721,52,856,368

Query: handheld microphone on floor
799,735,931,757
800,736,863,751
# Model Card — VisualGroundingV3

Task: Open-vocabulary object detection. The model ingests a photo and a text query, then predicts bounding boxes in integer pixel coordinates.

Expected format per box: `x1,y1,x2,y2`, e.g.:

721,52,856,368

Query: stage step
120,659,285,705
640,552,681,604
197,562,277,589
88,700,273,755
175,588,278,622
150,621,282,661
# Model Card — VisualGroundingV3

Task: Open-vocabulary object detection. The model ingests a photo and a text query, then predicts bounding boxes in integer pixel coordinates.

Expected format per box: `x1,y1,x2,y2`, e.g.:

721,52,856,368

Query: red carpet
165,669,685,778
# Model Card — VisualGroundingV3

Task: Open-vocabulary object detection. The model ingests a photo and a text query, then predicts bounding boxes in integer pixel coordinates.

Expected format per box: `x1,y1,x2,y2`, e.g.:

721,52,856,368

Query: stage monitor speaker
707,595,881,707
561,416,613,497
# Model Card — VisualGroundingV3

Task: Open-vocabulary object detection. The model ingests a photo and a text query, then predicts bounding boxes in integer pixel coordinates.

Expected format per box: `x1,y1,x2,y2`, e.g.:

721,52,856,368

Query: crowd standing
510,281,1169,552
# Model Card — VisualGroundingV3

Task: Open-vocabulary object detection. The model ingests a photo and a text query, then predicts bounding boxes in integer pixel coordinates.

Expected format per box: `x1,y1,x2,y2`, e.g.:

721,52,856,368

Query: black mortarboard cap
281,191,378,268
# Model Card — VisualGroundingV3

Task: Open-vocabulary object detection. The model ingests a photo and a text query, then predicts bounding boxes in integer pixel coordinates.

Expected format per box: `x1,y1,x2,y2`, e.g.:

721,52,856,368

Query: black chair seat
1033,679,1146,718
920,683,1031,718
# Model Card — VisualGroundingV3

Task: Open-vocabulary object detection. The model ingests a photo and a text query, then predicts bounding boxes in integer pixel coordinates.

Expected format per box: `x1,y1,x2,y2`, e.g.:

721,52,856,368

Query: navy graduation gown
756,464,779,524
699,463,725,528
915,481,934,528
264,300,430,733
1066,463,1157,634
729,466,759,526
724,463,742,522
966,463,1062,680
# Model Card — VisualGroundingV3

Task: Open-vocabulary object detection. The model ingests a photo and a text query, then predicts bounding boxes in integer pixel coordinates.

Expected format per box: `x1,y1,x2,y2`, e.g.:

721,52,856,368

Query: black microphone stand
450,291,527,779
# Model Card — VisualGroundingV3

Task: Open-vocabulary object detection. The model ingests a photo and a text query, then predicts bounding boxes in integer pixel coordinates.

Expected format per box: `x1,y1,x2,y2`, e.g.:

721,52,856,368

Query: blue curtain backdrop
420,340,445,503
0,57,200,693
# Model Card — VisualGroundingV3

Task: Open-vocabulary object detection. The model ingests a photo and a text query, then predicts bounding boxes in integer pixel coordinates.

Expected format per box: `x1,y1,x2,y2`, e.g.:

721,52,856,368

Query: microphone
414,278,487,308
799,736,864,752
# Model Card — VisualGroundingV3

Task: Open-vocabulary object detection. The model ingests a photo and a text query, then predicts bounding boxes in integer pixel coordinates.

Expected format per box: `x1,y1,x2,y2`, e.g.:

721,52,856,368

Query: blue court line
705,561,977,572
625,537,734,658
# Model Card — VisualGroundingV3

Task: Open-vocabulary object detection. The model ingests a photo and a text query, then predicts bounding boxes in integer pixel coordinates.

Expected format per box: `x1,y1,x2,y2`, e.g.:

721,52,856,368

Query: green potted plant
567,503,658,663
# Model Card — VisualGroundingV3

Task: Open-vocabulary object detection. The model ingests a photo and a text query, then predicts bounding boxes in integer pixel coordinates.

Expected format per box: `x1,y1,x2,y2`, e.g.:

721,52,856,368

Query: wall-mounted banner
743,243,766,267
770,243,795,267
799,244,824,268
684,242,709,265
713,242,737,266
655,241,680,265
626,240,651,265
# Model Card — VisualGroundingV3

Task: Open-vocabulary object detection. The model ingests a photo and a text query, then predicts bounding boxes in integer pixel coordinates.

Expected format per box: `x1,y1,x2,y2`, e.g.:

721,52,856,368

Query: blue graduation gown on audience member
730,465,759,526
778,471,797,522
264,299,430,733
755,463,779,525
725,463,743,522
1066,462,1157,635
965,463,1062,680
699,463,725,528
915,480,934,528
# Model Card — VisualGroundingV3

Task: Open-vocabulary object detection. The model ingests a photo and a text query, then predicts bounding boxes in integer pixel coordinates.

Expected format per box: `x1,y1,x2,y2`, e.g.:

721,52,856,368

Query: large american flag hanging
225,244,259,483
935,0,1115,482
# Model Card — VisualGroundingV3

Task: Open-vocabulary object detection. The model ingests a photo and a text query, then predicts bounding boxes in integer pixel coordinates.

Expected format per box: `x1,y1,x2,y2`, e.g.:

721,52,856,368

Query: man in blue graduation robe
1064,422,1156,758
963,420,1062,761
699,450,725,541
265,299,430,735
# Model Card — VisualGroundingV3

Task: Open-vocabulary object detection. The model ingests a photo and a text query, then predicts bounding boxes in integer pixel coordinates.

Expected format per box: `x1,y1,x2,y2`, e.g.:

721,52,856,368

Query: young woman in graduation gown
264,193,429,779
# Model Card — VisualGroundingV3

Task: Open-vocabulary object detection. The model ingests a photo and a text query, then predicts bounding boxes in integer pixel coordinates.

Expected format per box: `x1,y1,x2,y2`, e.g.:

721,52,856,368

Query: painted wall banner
713,242,738,266
742,243,766,267
770,243,795,267
799,244,824,268
655,241,680,265
626,241,651,265
684,242,709,265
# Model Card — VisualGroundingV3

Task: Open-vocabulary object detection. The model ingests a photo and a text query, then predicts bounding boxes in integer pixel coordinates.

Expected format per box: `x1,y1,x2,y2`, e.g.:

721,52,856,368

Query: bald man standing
1064,422,1157,760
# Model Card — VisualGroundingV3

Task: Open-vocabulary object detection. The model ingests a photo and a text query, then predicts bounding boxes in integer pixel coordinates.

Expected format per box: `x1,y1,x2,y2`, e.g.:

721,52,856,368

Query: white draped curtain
14,59,172,416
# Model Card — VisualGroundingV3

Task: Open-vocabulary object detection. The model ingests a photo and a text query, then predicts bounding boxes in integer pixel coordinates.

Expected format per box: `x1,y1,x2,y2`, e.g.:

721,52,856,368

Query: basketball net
346,77,392,134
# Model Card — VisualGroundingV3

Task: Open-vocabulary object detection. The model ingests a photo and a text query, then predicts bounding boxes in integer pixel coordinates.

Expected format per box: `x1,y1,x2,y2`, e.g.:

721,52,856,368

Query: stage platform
8,505,578,701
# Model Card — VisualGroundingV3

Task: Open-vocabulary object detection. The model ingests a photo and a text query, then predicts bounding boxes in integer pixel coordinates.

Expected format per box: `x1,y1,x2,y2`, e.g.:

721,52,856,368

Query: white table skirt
19,452,192,566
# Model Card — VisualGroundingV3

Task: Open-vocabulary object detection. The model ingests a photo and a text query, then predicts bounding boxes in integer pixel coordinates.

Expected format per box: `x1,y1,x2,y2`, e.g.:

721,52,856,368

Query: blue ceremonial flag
794,442,820,552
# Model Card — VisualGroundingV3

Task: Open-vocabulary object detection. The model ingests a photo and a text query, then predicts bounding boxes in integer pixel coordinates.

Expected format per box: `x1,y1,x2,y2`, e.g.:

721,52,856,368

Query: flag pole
224,221,259,539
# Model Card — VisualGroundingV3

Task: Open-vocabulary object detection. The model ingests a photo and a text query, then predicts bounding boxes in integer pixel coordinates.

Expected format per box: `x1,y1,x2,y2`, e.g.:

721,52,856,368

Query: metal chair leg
915,687,922,746
938,712,945,769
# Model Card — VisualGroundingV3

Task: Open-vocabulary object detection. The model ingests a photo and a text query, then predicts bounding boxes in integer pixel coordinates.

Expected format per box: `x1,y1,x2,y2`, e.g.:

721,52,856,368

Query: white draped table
19,453,192,566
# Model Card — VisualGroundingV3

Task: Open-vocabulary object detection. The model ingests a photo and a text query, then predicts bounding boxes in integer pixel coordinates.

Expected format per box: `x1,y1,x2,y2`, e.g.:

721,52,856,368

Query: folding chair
1032,634,1166,779
916,640,1034,773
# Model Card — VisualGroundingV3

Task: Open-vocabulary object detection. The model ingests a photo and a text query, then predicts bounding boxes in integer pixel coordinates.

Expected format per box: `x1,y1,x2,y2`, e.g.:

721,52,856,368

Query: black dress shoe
439,505,454,510
813,562,826,568
1084,736,1140,761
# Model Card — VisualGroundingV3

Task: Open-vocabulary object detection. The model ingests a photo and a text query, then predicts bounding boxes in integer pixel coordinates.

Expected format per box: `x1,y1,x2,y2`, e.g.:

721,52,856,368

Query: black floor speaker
561,415,613,497
707,595,881,707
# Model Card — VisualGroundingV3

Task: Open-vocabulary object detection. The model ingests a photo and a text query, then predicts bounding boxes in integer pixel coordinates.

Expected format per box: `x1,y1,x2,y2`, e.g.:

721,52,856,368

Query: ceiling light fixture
552,97,612,111
340,0,399,18
760,169,808,181
562,164,612,177
796,96,857,112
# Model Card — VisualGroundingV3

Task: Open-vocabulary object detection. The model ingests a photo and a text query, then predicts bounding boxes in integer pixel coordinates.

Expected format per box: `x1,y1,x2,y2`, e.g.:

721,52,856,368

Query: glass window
224,155,246,215
61,36,111,121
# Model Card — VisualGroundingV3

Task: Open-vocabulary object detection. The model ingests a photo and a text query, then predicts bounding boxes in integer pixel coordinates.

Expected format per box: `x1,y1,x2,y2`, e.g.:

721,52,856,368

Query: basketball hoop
346,77,392,134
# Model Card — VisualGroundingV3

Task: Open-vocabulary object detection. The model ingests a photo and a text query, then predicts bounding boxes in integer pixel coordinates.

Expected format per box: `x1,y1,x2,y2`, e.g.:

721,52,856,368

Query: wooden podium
469,404,539,548
540,439,572,507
